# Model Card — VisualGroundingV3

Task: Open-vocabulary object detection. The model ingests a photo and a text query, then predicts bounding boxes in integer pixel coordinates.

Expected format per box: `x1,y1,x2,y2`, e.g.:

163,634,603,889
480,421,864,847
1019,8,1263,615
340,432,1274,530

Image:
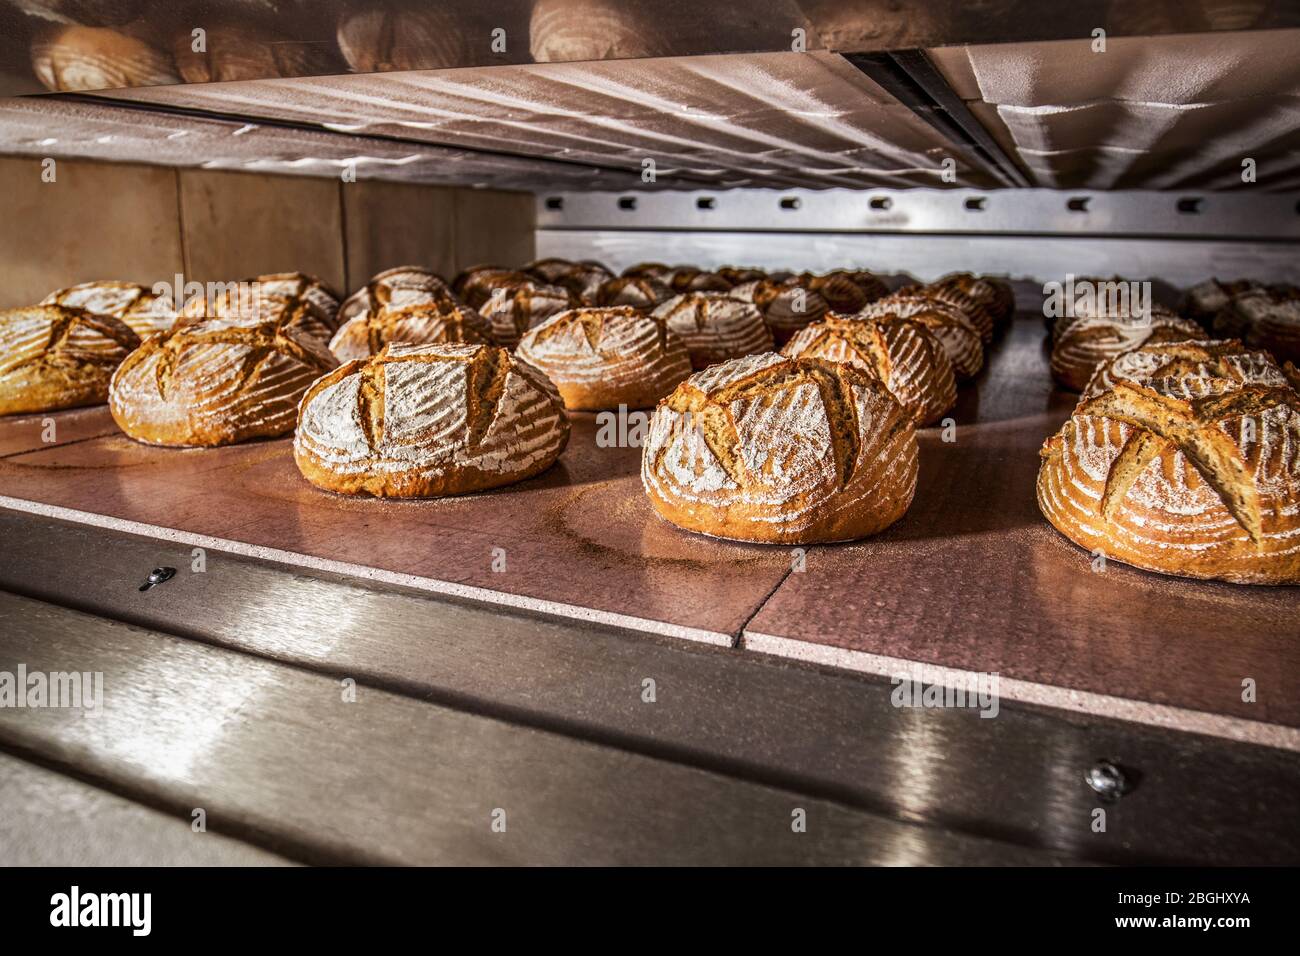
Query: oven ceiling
1,28,1297,192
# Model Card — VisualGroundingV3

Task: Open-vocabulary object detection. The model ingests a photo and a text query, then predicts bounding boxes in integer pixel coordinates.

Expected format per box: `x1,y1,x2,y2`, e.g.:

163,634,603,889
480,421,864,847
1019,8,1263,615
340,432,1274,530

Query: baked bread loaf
526,258,613,305
329,303,491,362
530,0,673,61
641,352,918,544
652,292,774,370
782,315,957,426
1037,342,1300,584
1180,278,1264,328
594,276,674,310
717,266,766,285
730,278,830,345
478,278,575,349
41,280,175,337
295,343,569,497
621,262,672,280
516,306,692,410
452,266,524,308
172,20,338,83
0,305,140,416
1051,306,1202,391
179,271,340,344
796,271,874,314
336,3,469,72
933,272,1015,333
859,294,984,379
109,314,337,447
339,266,456,326
664,268,731,294
1222,287,1300,364
31,23,178,92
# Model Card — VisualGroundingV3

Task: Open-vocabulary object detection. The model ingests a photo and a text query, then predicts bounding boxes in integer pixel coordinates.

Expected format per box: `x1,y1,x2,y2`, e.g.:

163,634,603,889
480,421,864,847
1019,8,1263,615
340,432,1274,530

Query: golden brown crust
109,315,337,447
329,303,492,362
781,314,957,426
0,305,141,416
641,353,918,544
177,271,340,345
41,280,175,338
1037,348,1300,585
1050,307,1202,391
594,276,674,309
730,278,830,345
858,293,985,379
653,292,773,370
516,306,692,410
294,343,569,498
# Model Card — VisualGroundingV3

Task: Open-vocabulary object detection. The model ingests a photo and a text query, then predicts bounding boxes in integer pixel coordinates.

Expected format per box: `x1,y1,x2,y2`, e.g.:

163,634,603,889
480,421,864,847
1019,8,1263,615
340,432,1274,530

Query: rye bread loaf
1038,342,1300,584
294,342,569,497
652,292,774,370
782,314,958,426
857,294,984,379
329,303,492,362
109,314,337,447
730,278,830,345
478,278,576,349
594,276,674,310
179,271,340,344
1051,306,1202,391
0,305,140,416
41,280,175,338
641,352,918,544
339,266,457,326
515,306,692,410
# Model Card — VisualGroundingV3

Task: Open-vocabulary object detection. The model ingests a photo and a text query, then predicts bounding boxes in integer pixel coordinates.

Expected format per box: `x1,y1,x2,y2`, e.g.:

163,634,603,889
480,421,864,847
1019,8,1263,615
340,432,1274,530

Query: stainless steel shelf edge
538,189,1300,239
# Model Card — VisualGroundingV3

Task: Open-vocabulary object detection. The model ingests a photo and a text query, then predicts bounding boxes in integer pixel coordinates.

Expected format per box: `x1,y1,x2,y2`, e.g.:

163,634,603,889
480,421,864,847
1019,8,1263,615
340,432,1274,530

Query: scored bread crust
530,0,674,61
652,292,774,370
796,271,886,314
515,306,692,411
109,314,338,447
41,280,175,338
1180,278,1264,327
730,278,831,345
594,276,674,310
294,342,570,498
329,304,492,363
782,315,958,426
641,352,918,544
1037,342,1300,584
525,258,612,305
339,266,456,326
858,294,985,379
478,278,575,349
1050,307,1202,391
178,271,340,344
0,305,141,416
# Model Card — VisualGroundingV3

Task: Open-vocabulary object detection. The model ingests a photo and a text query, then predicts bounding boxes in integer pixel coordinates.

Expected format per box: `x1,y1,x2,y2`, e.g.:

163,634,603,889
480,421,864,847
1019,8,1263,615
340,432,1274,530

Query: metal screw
139,566,176,592
1085,760,1130,799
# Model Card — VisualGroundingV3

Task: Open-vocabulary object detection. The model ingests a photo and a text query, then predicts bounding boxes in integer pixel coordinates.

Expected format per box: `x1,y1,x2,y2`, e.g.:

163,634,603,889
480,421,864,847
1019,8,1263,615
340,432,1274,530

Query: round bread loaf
525,259,613,304
641,352,918,544
594,276,674,310
452,266,524,307
1037,343,1300,584
717,266,766,285
32,24,178,92
109,314,337,447
933,272,1015,333
0,305,141,416
730,278,830,345
516,306,692,411
796,271,873,314
295,343,569,498
1051,306,1202,391
526,258,579,284
329,303,492,363
336,4,469,72
530,0,673,61
42,280,175,338
479,278,575,349
621,262,672,280
339,266,456,326
858,294,984,379
782,315,957,426
179,271,340,344
1228,287,1300,365
652,292,773,370
1180,278,1264,328
172,20,339,83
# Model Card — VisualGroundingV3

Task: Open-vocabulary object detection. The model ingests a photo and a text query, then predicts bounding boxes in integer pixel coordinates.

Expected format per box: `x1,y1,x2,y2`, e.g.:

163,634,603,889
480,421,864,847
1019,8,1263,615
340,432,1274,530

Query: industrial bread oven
0,0,1296,870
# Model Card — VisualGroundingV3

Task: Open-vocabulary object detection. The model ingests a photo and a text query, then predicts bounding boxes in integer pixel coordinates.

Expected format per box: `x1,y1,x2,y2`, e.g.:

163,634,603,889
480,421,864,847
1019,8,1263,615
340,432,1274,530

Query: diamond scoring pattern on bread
1038,342,1300,584
294,342,569,498
642,353,918,544
653,292,773,370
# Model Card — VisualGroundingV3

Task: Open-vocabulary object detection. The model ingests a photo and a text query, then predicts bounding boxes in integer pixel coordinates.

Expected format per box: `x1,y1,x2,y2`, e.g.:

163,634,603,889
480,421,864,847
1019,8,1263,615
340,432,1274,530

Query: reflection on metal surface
1,0,1298,97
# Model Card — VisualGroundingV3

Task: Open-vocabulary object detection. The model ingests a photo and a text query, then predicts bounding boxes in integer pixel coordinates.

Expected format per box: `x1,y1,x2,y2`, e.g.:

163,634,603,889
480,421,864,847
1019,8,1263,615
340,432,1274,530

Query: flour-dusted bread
452,266,526,308
0,305,140,416
730,278,830,345
652,292,774,370
859,294,984,379
1224,287,1300,365
516,306,692,410
642,352,918,544
782,315,957,426
41,280,175,338
594,276,674,310
525,258,612,304
1051,306,1202,391
339,266,457,325
1038,342,1300,584
179,271,340,344
898,273,1009,343
530,0,673,61
109,315,337,447
32,23,178,92
1180,278,1265,328
795,271,879,314
329,304,492,363
478,278,576,349
294,343,569,497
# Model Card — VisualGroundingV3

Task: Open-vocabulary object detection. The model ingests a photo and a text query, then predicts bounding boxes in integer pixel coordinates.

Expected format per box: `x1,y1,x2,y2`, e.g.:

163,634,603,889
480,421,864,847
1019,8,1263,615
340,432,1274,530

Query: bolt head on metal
1085,760,1127,798
139,566,177,591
